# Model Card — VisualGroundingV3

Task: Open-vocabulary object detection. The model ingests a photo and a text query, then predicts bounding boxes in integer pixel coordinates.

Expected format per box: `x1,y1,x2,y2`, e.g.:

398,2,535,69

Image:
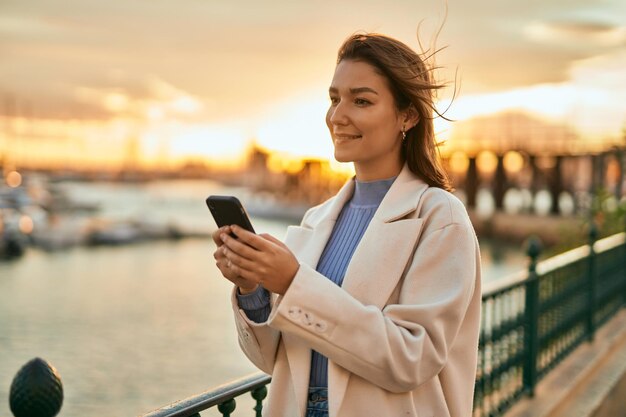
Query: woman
212,33,481,417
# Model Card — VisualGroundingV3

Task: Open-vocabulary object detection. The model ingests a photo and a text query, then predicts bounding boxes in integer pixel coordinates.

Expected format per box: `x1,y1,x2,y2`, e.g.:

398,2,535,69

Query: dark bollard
9,358,63,417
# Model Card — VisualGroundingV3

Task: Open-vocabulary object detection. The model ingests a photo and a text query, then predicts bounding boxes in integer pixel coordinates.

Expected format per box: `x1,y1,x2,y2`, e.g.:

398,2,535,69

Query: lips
334,134,362,139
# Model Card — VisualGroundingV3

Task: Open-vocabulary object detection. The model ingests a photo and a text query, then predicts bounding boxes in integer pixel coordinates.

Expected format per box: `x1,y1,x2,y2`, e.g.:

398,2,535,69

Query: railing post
251,385,267,417
587,221,598,341
217,399,236,417
623,207,626,308
523,236,542,397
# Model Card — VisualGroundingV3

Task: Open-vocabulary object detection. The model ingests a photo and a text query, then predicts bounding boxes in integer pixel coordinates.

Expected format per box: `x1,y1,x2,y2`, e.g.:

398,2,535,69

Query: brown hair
336,33,453,191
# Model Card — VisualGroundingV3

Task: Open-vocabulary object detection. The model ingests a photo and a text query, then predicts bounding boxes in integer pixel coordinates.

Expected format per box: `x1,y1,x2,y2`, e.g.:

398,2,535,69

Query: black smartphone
205,195,256,234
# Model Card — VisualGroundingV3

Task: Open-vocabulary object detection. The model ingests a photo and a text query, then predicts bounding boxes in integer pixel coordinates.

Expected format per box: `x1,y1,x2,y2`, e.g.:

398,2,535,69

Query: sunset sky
1,0,625,169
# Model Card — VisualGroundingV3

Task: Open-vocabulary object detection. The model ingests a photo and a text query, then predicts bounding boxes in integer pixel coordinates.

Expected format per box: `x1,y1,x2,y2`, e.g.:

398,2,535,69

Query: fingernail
220,233,227,241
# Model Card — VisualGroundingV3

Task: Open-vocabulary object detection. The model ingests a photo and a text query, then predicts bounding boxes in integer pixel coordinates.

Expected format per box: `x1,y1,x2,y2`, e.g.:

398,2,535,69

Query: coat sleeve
267,219,480,393
229,205,322,374
231,288,281,374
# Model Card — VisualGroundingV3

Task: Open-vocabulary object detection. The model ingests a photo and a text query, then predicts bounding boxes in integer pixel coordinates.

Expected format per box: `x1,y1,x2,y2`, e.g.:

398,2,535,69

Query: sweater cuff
236,285,271,310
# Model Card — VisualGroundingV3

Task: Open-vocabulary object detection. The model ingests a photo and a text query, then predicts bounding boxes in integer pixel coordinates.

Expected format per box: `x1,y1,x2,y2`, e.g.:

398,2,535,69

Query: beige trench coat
231,164,482,417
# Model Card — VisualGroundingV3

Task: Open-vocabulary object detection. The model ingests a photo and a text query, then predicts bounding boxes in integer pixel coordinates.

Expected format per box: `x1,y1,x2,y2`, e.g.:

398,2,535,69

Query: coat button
314,321,328,333
288,307,302,319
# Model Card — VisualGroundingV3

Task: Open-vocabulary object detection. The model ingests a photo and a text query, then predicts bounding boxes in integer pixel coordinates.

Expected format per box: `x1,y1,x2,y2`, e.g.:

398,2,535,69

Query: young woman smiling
212,33,481,417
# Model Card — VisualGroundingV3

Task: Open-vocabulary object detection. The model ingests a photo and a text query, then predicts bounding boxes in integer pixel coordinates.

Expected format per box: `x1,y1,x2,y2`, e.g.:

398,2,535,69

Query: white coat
231,163,482,417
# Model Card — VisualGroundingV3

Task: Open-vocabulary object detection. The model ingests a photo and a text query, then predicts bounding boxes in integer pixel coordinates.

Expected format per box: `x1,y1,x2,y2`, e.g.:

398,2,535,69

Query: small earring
401,127,406,141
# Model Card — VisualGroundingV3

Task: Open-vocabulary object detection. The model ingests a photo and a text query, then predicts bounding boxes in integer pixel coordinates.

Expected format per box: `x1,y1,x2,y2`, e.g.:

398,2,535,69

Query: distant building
244,145,347,206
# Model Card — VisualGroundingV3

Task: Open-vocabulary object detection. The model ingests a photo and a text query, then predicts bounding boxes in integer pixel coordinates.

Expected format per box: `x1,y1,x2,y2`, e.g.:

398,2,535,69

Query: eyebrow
329,86,379,95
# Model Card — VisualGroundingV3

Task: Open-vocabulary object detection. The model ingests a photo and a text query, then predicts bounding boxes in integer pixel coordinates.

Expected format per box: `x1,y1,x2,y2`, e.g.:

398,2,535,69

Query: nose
327,101,349,127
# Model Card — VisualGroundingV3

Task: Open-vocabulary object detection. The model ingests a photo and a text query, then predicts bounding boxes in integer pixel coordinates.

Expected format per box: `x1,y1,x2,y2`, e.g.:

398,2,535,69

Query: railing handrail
141,372,271,417
481,232,625,298
593,231,625,253
481,269,528,298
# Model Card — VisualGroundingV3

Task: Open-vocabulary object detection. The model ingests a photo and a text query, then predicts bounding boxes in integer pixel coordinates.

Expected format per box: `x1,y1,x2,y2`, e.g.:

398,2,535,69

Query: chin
334,150,353,163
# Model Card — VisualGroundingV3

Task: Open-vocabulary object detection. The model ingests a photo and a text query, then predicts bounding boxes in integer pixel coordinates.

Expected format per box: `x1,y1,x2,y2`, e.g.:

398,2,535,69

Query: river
0,180,526,416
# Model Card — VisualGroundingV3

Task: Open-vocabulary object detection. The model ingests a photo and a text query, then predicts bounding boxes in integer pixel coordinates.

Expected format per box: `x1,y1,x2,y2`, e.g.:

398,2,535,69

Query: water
0,180,526,416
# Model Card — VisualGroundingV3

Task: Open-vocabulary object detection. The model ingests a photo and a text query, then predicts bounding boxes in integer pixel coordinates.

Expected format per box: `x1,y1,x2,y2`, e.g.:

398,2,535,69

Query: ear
402,105,420,130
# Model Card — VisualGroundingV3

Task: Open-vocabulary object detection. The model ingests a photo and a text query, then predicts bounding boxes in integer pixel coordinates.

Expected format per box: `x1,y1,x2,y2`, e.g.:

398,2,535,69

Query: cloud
440,0,626,93
0,0,624,131
525,19,626,46
570,48,626,87
70,74,208,121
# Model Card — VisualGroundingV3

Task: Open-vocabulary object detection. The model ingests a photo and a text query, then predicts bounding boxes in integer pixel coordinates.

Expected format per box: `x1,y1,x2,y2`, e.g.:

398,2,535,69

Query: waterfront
0,180,527,417
0,239,260,417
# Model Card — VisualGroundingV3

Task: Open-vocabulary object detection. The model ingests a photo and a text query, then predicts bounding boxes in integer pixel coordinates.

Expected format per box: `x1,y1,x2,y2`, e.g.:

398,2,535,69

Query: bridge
442,113,625,217
448,147,625,216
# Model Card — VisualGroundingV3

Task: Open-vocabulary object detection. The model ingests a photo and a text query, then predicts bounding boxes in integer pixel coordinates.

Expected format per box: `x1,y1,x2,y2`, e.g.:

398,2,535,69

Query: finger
223,246,257,272
211,227,224,245
221,232,262,261
234,265,261,284
216,256,231,272
212,226,231,246
213,245,229,261
231,225,272,251
217,249,248,278
215,260,235,280
220,257,257,285
227,260,241,277
260,233,284,247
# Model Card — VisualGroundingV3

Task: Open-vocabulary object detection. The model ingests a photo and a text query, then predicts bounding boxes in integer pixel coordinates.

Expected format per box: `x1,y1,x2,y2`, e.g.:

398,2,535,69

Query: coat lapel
329,165,429,415
280,179,356,416
341,165,428,305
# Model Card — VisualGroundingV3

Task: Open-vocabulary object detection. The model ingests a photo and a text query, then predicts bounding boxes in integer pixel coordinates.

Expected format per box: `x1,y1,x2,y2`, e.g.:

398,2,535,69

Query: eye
329,96,339,105
354,98,371,106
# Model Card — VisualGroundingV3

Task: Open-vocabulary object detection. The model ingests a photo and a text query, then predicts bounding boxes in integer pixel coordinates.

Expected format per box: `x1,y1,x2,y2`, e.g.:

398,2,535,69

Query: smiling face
326,59,408,181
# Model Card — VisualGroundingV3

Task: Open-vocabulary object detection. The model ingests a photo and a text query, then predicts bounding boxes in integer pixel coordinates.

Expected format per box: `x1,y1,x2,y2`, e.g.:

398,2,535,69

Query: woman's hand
212,226,258,294
219,224,300,295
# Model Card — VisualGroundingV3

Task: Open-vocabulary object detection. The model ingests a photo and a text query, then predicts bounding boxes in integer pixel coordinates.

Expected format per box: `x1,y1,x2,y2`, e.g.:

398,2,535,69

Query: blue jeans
305,387,329,417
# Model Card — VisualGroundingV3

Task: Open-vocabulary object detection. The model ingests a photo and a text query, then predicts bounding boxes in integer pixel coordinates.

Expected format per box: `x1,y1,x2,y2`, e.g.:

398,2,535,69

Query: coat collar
302,163,429,228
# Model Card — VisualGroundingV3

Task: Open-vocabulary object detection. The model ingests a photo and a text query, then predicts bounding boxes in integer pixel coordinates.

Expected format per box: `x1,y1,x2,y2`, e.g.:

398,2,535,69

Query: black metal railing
473,231,626,417
141,373,271,417
8,233,625,417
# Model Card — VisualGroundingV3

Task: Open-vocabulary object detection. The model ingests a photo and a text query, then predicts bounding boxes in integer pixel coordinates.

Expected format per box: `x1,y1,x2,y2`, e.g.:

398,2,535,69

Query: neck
354,160,403,182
